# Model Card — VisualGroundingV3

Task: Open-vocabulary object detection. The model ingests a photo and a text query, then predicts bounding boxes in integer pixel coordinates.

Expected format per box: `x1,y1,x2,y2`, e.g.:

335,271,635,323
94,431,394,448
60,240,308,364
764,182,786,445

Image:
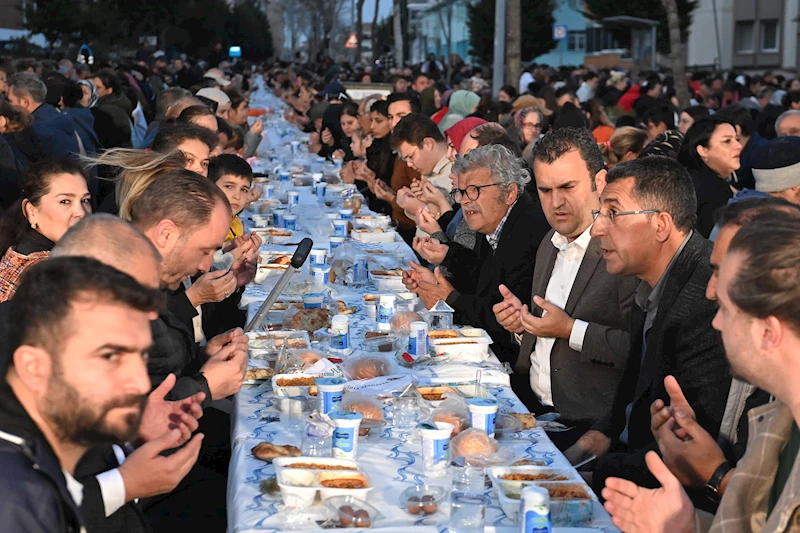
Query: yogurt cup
315,377,346,414
330,410,364,459
263,184,275,199
467,398,499,437
338,209,354,222
278,171,291,181
329,236,346,253
311,266,331,286
303,293,325,309
283,214,298,230
332,219,349,237
409,321,429,357
316,183,327,199
252,214,271,228
310,249,328,266
287,191,300,207
419,421,454,477
377,295,396,332
272,209,287,226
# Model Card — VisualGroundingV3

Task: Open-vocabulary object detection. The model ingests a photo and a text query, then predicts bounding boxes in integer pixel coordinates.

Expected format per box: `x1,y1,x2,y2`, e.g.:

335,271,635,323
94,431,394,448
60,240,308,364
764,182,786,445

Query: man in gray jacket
495,128,638,449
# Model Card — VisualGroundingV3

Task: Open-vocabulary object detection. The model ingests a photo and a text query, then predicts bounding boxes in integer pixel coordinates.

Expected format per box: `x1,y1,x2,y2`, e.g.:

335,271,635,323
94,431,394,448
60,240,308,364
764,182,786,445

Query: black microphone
290,238,313,269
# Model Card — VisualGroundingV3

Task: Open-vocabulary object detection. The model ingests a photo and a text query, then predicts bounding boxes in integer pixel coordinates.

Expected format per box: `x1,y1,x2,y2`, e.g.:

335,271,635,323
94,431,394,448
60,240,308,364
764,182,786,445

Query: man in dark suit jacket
403,144,551,368
561,157,730,501
7,72,81,158
493,128,638,449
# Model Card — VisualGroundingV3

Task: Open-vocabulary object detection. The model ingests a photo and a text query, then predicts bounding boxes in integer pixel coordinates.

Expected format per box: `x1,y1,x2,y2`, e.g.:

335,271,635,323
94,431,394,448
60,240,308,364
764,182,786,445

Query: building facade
686,0,800,72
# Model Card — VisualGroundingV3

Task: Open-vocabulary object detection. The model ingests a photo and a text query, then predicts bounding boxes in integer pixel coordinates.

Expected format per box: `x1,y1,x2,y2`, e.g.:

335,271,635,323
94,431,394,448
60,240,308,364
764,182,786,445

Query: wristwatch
703,461,733,502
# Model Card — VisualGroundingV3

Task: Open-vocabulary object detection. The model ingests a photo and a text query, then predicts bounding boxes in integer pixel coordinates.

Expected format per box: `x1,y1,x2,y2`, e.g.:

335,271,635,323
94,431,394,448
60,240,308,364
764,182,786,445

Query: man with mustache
566,156,730,506
0,257,162,531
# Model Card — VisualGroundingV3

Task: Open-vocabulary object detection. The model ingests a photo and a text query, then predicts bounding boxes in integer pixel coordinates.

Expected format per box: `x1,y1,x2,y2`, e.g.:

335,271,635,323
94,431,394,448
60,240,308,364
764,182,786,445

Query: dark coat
0,350,85,533
591,232,731,486
63,106,98,156
31,103,80,157
93,93,133,149
689,164,733,238
149,293,213,408
442,191,551,365
75,446,150,533
516,232,639,428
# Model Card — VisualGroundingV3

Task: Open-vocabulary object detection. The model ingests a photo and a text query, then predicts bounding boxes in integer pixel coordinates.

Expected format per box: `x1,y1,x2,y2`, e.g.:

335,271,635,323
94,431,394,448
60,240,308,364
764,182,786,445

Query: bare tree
436,0,454,81
356,0,366,63
662,0,690,108
393,0,404,66
371,0,381,62
505,0,520,86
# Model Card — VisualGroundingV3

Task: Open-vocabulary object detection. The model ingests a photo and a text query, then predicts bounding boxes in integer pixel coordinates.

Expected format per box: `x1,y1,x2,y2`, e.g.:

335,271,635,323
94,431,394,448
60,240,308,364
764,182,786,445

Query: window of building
734,21,755,53
761,20,780,52
568,31,586,52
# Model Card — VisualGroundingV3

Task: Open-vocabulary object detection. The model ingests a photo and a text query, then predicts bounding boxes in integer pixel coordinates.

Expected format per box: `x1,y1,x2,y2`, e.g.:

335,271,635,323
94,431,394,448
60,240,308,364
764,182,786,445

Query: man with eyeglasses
390,113,454,236
402,144,550,368
493,128,639,450
563,156,730,507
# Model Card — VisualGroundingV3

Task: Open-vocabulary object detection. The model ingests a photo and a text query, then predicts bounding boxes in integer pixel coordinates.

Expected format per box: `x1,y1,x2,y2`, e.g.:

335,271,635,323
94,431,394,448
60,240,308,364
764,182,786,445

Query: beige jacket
700,401,800,532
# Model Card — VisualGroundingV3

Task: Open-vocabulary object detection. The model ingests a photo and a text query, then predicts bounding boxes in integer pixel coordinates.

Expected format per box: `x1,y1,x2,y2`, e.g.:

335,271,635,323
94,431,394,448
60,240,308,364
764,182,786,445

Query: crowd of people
1,49,800,533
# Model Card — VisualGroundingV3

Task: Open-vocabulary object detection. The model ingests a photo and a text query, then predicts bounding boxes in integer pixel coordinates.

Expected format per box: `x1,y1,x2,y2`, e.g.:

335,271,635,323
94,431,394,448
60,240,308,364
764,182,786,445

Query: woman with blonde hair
84,148,186,217
600,126,648,167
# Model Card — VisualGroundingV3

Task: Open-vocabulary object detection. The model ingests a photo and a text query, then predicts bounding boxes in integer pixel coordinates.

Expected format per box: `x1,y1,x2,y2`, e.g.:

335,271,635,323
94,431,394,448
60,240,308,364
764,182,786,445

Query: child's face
216,173,252,214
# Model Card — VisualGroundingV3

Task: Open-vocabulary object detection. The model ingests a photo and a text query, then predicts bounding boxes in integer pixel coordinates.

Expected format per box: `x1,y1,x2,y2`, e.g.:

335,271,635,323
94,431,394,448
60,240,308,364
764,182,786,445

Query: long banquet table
227,84,619,533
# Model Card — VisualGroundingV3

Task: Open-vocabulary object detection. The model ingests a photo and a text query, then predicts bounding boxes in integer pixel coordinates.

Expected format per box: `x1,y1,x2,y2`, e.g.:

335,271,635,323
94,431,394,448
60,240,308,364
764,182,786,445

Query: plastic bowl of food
399,485,447,516
493,413,522,440
323,495,384,528
362,335,401,353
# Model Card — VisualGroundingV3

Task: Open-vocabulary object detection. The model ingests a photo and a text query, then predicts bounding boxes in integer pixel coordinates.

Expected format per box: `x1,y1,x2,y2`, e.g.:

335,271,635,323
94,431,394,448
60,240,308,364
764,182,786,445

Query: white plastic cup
316,183,327,199
310,249,328,266
362,295,379,319
283,214,298,230
409,321,429,356
290,140,300,154
272,208,287,226
330,314,351,353
264,184,275,199
332,219,349,237
467,398,499,438
377,295,396,331
330,410,364,459
420,421,454,477
311,266,330,286
329,236,346,253
338,208,354,221
303,293,325,309
287,191,300,207
279,170,291,182
315,377,346,414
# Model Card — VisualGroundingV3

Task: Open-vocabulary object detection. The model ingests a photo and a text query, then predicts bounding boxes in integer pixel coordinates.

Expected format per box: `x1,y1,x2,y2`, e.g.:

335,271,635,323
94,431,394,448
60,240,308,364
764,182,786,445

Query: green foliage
467,0,556,65
230,0,275,61
582,0,698,54
24,0,275,61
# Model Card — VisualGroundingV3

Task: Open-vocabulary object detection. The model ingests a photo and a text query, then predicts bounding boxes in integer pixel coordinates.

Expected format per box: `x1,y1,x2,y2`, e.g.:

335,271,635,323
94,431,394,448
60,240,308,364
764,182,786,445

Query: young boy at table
208,154,255,241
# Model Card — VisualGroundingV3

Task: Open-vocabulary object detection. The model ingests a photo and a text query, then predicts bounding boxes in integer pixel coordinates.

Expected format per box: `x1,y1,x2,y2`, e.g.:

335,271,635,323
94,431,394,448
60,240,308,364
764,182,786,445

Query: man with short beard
0,257,163,531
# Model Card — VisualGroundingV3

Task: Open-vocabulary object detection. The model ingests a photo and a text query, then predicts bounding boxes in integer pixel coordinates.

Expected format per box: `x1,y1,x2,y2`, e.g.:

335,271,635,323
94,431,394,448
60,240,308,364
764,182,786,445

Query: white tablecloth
228,89,618,533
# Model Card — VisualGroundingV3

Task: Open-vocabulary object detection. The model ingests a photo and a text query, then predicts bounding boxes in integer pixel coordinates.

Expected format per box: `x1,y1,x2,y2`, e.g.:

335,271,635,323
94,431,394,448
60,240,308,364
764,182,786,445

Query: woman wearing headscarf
78,79,98,108
439,90,480,132
432,88,453,125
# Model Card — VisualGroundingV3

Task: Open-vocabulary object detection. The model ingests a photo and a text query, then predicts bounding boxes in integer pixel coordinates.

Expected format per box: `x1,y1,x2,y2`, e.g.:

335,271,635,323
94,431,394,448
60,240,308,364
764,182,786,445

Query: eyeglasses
592,209,661,225
398,147,418,163
450,183,500,202
521,122,542,131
